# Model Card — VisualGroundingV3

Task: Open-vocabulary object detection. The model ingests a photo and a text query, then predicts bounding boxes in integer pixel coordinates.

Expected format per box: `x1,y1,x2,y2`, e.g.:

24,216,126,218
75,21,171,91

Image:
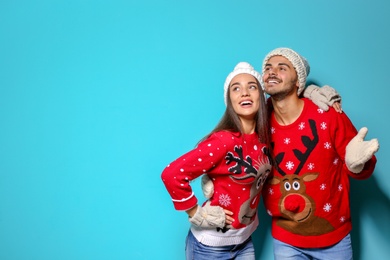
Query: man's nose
268,68,276,76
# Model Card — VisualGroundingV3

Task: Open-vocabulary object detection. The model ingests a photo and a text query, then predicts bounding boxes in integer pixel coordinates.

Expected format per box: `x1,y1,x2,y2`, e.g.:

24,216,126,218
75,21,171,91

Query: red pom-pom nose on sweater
284,194,305,213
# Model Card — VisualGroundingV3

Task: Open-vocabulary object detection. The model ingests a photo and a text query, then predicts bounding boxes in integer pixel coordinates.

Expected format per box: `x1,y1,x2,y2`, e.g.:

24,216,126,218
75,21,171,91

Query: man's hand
346,127,379,173
201,174,214,199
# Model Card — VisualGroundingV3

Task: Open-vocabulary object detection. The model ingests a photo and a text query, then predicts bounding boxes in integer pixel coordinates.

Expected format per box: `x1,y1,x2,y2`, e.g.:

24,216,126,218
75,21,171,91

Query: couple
161,47,379,260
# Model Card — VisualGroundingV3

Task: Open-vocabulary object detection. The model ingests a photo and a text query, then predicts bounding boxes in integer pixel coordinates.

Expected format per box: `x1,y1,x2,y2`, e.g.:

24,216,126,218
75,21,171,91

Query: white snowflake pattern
338,184,343,191
271,127,276,134
268,188,274,195
307,163,315,170
323,203,332,212
267,209,273,216
340,216,346,223
320,122,327,130
333,158,339,165
298,122,305,130
320,183,326,190
284,138,291,144
324,142,332,149
254,145,258,150
317,108,324,114
286,161,294,170
219,194,232,207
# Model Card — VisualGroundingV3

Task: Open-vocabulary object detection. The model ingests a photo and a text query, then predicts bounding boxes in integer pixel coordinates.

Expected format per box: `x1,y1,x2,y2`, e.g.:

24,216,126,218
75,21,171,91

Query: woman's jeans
273,233,353,260
185,230,255,260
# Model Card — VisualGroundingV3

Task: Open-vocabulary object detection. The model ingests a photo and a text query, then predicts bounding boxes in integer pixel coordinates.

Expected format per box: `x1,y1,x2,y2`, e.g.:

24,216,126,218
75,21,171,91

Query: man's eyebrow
265,62,291,68
278,62,291,68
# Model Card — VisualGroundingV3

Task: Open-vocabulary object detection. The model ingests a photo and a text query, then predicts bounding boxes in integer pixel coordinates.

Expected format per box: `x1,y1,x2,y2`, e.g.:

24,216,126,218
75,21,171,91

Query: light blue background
0,0,389,259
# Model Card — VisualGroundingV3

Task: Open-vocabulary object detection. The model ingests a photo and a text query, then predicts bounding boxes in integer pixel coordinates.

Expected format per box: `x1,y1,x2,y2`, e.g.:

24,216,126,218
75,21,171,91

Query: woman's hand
187,202,226,229
223,209,234,227
332,102,343,113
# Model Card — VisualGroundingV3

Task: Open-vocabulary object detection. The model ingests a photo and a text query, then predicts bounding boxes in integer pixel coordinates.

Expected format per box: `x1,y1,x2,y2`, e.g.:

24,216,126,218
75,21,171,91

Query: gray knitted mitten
201,174,214,199
345,127,379,173
189,201,225,229
304,85,341,111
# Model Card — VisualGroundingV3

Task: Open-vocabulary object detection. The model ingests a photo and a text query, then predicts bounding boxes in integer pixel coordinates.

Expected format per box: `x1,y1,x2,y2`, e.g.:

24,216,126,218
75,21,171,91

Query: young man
261,47,379,260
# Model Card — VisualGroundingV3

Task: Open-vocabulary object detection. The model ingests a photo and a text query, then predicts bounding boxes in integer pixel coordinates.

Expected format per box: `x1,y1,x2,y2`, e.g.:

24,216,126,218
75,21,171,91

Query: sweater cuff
173,196,198,211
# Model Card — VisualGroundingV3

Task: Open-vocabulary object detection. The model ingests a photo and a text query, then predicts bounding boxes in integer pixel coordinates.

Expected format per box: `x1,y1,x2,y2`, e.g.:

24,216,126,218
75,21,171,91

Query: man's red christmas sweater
263,98,377,248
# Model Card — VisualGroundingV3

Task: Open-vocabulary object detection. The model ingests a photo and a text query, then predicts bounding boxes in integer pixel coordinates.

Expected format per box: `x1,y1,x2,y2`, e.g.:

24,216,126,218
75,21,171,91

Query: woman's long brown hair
200,79,272,153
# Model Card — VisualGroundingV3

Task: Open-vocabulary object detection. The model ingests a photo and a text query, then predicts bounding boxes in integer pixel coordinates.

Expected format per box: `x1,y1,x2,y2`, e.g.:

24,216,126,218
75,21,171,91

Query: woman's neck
240,118,256,134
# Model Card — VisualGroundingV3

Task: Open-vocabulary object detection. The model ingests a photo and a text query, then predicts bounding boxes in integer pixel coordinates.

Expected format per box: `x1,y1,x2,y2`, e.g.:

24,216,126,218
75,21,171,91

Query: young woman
161,62,272,260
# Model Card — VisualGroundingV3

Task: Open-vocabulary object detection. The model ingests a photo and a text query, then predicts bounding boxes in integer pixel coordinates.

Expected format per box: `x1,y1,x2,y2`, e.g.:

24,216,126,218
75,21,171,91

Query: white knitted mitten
345,127,379,173
201,175,214,199
189,201,225,228
303,85,341,111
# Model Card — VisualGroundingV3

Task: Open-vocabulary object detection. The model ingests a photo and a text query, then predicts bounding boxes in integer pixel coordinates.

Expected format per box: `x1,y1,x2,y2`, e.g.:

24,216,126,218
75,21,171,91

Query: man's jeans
185,230,255,260
273,233,353,260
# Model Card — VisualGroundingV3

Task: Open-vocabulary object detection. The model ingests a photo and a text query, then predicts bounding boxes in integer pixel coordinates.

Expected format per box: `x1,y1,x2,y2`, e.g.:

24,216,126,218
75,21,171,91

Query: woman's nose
241,87,250,96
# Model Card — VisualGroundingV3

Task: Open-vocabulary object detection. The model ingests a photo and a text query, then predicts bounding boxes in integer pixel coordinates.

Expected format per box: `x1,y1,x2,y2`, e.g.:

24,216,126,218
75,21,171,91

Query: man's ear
294,80,300,94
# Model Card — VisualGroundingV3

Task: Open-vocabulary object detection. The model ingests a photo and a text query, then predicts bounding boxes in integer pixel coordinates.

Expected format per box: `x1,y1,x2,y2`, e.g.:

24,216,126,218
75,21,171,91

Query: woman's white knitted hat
262,48,310,96
224,62,263,105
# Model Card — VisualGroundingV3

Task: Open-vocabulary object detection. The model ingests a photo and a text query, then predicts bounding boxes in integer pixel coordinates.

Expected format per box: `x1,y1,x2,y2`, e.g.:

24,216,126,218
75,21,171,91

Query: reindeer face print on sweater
225,145,272,227
268,119,334,236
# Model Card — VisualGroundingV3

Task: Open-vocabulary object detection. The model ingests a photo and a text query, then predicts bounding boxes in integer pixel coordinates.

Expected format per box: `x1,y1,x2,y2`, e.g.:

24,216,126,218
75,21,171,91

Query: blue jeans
185,230,255,260
273,234,353,260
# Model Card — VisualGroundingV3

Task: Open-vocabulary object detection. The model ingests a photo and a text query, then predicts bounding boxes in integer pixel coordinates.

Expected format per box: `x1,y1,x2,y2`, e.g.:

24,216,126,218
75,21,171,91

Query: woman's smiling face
229,73,260,121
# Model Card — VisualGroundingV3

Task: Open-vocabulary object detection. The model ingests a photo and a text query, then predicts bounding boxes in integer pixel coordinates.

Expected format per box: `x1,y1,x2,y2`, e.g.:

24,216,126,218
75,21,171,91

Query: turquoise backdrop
0,0,389,259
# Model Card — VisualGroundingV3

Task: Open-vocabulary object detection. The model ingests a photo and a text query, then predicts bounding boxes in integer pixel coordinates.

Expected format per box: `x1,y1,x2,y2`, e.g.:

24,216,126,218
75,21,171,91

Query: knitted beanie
224,62,263,105
262,48,310,96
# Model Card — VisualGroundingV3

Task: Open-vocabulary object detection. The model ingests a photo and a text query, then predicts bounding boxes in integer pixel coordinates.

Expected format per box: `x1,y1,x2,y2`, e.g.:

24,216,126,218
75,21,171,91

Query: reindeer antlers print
225,146,257,175
275,119,319,176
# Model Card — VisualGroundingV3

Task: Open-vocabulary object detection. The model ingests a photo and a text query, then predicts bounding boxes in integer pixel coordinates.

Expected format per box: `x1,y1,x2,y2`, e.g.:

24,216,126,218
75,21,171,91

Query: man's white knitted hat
224,62,263,105
262,48,310,96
